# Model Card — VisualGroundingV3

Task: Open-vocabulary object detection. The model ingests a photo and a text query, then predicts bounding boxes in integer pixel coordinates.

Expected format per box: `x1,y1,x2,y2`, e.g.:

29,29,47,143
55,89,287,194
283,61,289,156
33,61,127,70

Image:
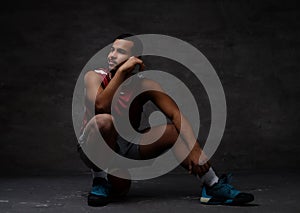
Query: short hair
113,33,143,57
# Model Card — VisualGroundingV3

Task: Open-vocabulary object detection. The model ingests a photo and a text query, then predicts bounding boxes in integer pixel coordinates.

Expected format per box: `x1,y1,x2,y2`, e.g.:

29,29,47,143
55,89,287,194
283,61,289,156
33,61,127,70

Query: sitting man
77,33,254,206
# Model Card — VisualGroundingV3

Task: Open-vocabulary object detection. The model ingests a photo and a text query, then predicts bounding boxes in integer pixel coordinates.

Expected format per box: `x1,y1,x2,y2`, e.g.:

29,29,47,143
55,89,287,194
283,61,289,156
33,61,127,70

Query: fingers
188,152,211,176
191,161,211,176
139,62,145,71
202,161,211,171
130,56,144,67
134,57,145,71
118,56,144,74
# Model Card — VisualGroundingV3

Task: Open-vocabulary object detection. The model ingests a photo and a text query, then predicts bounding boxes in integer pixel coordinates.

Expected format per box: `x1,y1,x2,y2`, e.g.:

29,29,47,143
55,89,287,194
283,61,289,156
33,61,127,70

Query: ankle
198,168,219,187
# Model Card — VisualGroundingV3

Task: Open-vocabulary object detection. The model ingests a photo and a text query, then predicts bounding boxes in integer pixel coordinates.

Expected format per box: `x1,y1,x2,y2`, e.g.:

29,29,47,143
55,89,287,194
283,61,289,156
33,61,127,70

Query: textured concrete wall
1,0,299,175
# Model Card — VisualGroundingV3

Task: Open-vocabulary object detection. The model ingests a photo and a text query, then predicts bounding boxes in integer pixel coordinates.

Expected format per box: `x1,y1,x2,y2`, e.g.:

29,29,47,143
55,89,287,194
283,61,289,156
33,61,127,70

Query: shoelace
220,183,235,194
219,173,233,184
215,173,238,196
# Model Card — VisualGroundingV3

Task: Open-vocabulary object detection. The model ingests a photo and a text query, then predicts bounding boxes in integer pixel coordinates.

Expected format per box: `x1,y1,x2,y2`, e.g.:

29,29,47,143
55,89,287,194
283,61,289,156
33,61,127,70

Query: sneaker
200,174,254,205
88,177,112,207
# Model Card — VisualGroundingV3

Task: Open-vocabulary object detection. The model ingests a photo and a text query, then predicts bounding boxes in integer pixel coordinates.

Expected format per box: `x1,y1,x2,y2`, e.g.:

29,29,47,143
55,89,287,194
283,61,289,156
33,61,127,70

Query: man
78,34,254,206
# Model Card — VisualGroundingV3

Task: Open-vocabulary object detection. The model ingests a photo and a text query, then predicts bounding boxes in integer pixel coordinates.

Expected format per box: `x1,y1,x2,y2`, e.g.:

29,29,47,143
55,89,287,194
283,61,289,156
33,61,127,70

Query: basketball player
78,34,254,206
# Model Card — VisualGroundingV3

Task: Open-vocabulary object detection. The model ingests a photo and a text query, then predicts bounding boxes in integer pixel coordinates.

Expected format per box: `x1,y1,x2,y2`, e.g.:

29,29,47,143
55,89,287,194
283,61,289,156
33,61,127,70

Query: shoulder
84,70,106,86
84,70,102,81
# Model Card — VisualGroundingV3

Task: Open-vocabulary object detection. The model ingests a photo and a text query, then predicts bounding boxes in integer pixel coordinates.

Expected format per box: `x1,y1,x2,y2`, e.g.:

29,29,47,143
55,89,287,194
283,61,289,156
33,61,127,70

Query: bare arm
143,80,197,150
84,71,103,109
143,79,208,171
84,57,145,114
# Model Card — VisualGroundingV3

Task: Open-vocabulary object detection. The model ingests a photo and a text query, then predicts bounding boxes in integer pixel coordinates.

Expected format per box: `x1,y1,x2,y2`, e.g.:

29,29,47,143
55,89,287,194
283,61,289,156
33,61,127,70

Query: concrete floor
0,171,299,213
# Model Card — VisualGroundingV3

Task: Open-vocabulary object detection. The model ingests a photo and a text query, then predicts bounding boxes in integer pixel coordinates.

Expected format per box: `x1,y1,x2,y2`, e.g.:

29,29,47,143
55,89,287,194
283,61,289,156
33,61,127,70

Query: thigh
84,114,118,150
138,124,179,159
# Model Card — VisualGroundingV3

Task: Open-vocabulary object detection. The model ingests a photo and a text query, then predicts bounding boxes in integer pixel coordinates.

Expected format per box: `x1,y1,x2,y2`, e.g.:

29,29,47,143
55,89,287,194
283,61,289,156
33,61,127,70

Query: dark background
1,0,299,176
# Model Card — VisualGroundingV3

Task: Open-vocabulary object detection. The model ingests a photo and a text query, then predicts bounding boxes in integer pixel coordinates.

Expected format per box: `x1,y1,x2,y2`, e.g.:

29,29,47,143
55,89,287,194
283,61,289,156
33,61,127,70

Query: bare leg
139,124,210,176
81,114,118,168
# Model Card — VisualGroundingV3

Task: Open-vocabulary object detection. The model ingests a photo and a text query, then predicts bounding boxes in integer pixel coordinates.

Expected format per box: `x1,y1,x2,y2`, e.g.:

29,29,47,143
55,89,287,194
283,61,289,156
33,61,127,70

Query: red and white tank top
81,69,144,133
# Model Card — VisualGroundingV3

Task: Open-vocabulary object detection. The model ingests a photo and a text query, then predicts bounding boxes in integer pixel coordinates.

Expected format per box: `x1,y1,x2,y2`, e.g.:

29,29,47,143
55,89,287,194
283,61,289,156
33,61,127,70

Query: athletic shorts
77,128,141,171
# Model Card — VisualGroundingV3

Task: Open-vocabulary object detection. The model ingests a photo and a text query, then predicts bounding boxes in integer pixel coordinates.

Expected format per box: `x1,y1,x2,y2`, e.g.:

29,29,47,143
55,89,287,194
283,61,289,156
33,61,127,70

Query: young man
78,34,254,206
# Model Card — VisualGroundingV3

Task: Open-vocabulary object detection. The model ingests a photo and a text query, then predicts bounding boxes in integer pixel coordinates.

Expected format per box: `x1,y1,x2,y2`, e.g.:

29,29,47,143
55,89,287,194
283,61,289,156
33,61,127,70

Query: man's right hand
117,56,145,75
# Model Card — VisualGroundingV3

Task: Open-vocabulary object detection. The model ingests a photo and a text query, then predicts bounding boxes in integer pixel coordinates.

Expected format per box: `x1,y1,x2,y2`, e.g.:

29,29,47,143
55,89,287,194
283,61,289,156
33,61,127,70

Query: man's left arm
142,79,208,172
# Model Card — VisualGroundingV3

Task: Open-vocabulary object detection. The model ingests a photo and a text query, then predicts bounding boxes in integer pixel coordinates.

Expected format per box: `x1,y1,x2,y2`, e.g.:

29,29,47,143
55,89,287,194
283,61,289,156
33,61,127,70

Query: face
107,39,134,71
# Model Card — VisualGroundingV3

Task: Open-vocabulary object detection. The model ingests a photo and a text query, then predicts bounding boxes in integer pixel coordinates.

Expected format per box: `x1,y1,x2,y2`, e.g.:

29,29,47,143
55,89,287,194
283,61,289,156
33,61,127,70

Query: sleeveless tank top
81,69,144,133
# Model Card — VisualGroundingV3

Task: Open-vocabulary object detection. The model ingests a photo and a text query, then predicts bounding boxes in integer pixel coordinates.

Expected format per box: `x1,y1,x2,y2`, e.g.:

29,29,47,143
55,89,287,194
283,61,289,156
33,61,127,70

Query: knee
94,114,114,132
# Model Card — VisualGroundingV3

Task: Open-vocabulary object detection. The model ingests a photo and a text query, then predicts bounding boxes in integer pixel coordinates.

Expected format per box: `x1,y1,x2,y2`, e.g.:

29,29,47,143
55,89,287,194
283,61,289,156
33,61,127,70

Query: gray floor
0,171,299,213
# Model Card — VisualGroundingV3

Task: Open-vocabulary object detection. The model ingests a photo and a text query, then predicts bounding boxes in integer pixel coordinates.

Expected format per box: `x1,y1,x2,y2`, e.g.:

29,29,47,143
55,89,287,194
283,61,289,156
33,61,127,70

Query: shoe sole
200,194,254,205
200,196,232,205
88,193,110,207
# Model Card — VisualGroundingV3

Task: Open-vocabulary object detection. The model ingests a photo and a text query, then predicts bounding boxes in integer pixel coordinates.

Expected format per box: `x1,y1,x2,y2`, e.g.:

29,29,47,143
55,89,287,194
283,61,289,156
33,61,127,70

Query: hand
187,144,210,176
117,56,145,75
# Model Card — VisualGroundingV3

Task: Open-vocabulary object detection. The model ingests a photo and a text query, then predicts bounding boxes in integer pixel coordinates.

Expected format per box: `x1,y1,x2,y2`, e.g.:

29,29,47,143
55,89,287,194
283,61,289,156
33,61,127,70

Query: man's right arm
94,70,127,114
84,56,144,114
84,71,104,111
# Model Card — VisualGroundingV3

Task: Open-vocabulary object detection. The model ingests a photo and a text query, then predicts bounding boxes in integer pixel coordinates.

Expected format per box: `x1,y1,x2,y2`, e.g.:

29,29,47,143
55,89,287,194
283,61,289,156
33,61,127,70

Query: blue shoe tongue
220,173,233,184
93,177,108,186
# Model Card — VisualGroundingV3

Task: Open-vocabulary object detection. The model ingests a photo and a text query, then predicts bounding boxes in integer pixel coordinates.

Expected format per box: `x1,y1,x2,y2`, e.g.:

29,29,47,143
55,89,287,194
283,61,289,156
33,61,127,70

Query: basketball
107,168,131,197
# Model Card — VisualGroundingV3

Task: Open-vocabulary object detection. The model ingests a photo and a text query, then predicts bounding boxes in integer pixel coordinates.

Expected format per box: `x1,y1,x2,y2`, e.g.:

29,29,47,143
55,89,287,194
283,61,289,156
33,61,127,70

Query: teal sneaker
88,177,112,207
200,174,254,205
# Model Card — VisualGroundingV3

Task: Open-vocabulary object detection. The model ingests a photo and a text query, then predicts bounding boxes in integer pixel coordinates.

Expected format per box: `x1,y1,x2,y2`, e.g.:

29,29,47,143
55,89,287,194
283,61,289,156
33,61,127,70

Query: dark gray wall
1,0,299,175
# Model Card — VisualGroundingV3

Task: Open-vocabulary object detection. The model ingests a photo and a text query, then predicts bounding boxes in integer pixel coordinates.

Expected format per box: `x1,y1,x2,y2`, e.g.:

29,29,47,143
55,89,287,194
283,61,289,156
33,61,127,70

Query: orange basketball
107,168,131,197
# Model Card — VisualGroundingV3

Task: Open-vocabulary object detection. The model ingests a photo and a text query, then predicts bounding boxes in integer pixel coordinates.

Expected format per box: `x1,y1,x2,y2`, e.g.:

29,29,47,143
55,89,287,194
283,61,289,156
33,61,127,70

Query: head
107,33,143,71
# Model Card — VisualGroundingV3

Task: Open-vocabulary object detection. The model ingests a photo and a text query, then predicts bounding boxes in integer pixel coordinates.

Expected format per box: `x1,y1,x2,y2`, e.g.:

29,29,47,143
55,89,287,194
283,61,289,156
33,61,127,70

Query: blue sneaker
88,177,112,207
200,174,254,205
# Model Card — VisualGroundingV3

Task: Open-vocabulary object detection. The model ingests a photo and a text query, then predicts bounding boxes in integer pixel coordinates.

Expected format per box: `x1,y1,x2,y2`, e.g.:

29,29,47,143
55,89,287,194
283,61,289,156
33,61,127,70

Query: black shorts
77,130,141,171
